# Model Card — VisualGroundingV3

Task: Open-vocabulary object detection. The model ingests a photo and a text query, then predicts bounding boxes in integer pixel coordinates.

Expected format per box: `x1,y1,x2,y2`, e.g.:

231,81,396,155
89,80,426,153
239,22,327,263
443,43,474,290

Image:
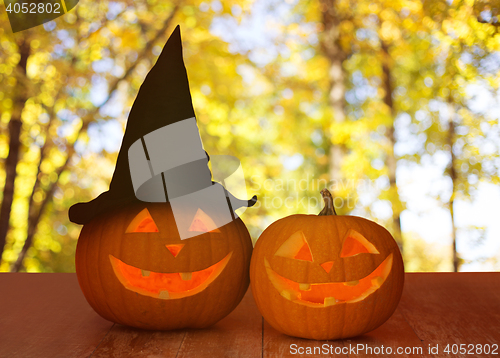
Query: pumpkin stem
319,189,337,216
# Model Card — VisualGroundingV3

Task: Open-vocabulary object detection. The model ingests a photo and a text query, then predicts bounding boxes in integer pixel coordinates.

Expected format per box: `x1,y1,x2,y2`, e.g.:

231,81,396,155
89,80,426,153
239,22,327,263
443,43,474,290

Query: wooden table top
0,273,499,358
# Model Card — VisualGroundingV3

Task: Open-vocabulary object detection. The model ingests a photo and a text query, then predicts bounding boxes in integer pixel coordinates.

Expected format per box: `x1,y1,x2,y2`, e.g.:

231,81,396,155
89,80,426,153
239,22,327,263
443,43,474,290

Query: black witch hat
69,26,256,226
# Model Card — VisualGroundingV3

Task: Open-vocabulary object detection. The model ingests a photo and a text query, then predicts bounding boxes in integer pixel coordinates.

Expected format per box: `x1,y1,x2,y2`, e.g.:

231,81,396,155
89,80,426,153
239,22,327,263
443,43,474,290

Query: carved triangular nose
165,244,185,257
320,261,334,273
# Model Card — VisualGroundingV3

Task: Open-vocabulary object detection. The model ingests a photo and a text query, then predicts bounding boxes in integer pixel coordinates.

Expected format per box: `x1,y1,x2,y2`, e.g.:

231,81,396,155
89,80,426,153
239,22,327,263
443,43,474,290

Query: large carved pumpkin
75,202,252,330
250,189,404,340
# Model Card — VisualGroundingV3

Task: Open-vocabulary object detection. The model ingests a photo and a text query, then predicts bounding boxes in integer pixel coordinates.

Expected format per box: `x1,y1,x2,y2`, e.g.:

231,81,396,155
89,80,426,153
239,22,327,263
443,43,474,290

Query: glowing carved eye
126,208,159,233
275,231,313,262
340,229,379,257
188,208,221,233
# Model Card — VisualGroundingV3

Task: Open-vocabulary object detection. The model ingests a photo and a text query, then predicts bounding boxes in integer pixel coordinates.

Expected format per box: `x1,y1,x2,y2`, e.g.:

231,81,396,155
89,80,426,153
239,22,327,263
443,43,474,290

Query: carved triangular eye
126,208,159,233
340,229,379,257
275,231,313,262
188,209,221,233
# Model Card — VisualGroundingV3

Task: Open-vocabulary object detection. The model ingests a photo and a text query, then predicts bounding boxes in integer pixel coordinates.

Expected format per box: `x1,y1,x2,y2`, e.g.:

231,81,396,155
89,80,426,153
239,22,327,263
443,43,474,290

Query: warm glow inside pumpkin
75,203,252,330
125,208,159,233
110,252,232,300
188,208,221,233
250,189,405,340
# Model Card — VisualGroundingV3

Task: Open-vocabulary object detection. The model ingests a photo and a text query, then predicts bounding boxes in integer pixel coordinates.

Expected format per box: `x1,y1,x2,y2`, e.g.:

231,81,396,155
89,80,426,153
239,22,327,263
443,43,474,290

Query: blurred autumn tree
1,0,499,272
257,0,499,271
408,0,500,271
0,0,257,271
217,0,500,271
0,0,185,271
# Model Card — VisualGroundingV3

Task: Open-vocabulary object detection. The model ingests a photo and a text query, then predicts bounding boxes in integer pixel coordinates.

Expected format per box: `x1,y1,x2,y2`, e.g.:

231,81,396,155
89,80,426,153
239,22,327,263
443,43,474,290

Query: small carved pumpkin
250,189,404,340
75,202,252,330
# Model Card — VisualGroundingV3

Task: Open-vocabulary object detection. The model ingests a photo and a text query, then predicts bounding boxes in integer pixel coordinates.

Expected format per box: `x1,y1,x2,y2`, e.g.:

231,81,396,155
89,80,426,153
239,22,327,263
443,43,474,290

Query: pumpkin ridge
98,217,123,324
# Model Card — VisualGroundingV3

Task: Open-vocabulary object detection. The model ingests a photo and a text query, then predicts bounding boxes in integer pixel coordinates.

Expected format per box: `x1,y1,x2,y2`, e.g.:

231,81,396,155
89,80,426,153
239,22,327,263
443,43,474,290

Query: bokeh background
0,0,499,272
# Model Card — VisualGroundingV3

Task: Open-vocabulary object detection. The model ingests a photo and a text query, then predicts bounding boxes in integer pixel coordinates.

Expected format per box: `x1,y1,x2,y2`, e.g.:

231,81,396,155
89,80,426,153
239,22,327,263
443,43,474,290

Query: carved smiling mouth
110,252,232,299
265,253,393,307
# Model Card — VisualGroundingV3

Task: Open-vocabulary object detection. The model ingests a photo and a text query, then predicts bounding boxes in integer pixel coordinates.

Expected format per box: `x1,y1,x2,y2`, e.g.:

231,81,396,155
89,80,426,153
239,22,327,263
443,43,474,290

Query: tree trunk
319,0,348,187
0,37,31,263
446,100,459,272
380,41,404,253
11,151,73,272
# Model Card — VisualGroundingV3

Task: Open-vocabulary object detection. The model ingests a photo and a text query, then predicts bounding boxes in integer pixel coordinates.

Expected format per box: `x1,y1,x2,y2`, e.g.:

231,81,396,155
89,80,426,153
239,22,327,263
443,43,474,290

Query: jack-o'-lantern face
109,207,229,300
250,212,404,340
264,228,393,306
75,203,252,330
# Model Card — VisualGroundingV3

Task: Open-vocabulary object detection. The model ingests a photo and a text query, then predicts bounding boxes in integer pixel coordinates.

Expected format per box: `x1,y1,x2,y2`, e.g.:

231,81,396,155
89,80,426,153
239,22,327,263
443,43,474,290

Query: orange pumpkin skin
250,214,404,340
75,202,252,330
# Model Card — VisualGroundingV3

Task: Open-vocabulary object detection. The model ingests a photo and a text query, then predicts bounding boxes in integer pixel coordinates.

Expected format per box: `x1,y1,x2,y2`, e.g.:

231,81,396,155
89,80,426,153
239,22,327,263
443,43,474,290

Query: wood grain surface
0,273,498,357
0,273,113,358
